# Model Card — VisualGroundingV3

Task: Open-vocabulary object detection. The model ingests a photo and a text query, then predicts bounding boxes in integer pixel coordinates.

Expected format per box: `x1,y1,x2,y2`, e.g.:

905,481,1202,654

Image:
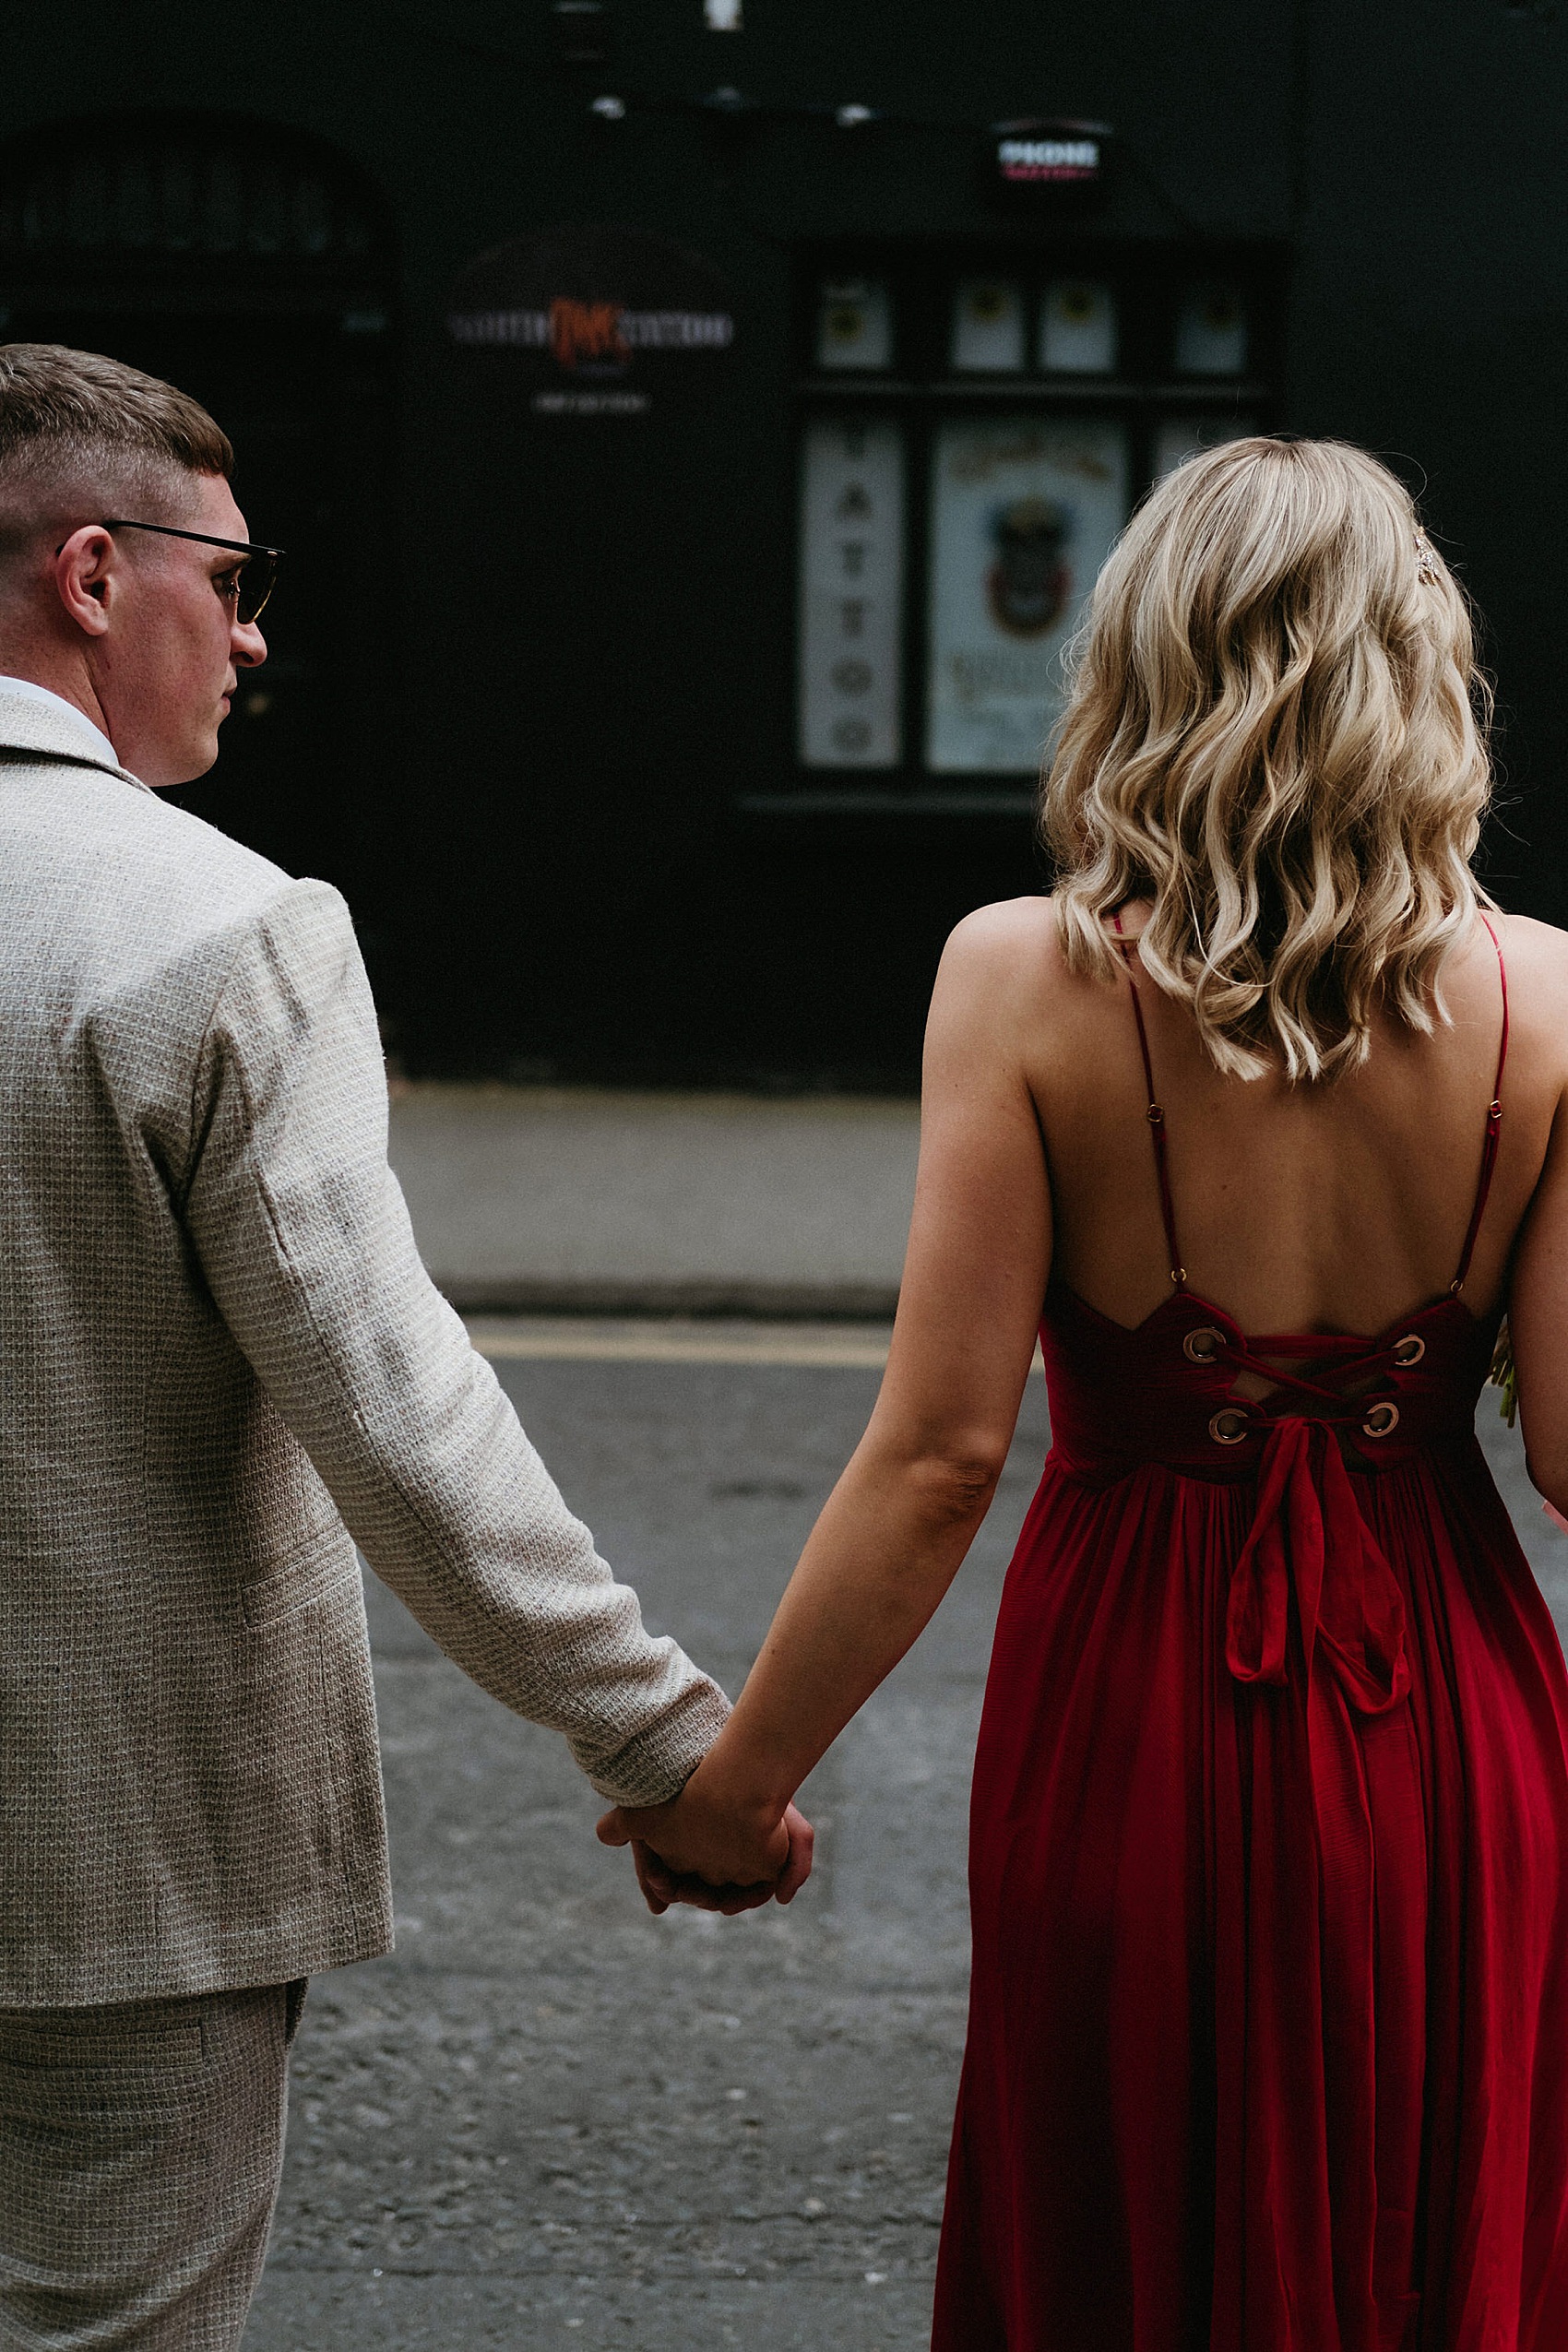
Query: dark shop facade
0,1,1561,1087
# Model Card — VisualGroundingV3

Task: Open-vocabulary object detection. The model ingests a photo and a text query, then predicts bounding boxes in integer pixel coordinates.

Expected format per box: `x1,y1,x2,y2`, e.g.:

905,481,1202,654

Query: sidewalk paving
387,1086,921,1318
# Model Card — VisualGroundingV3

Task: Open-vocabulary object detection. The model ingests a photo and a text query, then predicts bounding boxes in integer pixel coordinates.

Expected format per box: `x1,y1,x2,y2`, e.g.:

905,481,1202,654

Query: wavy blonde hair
1042,435,1493,1080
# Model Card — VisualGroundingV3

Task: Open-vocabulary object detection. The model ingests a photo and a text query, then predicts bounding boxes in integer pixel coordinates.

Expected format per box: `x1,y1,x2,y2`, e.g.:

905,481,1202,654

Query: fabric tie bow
1224,1416,1411,1715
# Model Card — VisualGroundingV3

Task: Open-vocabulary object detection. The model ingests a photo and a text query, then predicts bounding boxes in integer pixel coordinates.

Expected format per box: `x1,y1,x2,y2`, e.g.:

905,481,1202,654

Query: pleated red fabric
932,932,1568,2350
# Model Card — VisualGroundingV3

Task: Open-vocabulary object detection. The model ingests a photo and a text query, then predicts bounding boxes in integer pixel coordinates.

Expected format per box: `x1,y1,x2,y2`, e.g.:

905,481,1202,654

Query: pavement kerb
435,1277,902,1321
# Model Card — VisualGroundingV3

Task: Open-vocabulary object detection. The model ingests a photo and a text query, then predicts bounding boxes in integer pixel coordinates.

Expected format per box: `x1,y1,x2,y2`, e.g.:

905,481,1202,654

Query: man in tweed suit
0,344,807,2348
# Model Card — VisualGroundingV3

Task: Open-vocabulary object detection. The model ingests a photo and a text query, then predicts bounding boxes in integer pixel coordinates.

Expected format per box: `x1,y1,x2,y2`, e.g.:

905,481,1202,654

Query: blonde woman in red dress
602,437,1568,2349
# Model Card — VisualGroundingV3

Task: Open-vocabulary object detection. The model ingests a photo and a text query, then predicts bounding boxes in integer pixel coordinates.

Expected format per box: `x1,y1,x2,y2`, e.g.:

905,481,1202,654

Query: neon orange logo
549,298,630,369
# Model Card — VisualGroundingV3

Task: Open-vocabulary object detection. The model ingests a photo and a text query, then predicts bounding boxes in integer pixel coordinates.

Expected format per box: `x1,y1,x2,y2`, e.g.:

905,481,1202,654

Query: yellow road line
465,1319,1046,1373
468,1324,892,1368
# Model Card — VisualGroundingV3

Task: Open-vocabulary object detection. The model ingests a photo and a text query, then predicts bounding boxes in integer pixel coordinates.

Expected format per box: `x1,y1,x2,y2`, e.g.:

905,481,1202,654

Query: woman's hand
596,1776,814,1916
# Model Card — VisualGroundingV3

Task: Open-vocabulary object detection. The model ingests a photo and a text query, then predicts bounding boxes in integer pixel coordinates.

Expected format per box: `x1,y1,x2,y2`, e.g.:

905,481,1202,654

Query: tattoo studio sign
446,225,735,417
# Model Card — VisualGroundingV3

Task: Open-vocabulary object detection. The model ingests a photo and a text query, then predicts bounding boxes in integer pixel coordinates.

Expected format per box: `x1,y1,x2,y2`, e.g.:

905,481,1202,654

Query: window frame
787,240,1286,807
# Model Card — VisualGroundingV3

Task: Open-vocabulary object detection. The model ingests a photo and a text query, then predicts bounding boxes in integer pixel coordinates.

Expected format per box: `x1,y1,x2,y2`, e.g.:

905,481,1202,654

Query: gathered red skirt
933,1391,1568,2350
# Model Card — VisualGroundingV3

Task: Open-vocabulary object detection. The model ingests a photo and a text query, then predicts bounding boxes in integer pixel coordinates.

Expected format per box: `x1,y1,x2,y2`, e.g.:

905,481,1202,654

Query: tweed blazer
0,688,730,2006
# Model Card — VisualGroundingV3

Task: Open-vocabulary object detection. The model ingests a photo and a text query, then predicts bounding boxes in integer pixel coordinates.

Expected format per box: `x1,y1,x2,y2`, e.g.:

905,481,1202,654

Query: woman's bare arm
598,905,1054,1892
1506,1087,1568,1519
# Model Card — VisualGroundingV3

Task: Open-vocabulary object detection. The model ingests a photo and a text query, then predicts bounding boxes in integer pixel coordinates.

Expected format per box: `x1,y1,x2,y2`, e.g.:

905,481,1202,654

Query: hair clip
1414,533,1442,583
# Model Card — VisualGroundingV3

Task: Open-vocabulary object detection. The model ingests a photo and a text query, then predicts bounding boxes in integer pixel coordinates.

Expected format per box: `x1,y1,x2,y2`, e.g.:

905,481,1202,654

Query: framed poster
1039,279,1117,374
924,417,1127,774
951,279,1026,373
814,279,894,372
797,417,906,768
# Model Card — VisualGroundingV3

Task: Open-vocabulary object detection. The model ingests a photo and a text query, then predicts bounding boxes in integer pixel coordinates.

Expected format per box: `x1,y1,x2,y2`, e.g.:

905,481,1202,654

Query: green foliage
1491,1319,1519,1428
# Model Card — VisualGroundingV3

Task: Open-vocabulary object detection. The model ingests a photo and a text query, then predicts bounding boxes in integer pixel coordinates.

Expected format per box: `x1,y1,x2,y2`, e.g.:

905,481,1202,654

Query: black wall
0,1,1559,1086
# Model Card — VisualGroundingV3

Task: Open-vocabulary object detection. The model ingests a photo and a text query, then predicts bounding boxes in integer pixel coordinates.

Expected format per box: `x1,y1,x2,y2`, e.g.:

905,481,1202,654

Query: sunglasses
97,519,283,624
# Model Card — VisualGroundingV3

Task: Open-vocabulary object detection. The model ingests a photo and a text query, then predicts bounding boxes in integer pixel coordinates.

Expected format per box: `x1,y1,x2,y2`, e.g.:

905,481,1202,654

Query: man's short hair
0,344,232,555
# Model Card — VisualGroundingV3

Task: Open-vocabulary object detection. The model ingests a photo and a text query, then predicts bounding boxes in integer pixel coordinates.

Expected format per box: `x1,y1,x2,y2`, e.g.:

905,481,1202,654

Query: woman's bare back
1004,898,1568,1343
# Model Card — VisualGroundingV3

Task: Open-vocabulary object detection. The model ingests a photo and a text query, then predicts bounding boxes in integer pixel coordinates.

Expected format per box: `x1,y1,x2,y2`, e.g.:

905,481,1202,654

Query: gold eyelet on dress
1208,1408,1251,1446
1183,1325,1224,1364
1361,1401,1401,1439
1391,1334,1426,1367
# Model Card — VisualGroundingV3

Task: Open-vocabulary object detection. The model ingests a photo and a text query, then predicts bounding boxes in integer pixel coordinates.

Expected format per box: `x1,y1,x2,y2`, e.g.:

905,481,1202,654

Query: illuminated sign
990,119,1111,197
446,225,735,416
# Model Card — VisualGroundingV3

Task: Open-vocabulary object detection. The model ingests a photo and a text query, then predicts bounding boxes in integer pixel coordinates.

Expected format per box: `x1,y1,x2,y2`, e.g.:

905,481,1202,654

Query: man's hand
597,1788,814,1916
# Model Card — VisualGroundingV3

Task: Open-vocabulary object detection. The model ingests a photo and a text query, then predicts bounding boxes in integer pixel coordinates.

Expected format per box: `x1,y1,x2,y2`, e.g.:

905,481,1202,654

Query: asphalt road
242,1341,1568,2352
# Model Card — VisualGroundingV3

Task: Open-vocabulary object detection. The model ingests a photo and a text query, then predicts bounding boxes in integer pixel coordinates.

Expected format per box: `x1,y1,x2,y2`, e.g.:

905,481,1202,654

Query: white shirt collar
0,676,120,769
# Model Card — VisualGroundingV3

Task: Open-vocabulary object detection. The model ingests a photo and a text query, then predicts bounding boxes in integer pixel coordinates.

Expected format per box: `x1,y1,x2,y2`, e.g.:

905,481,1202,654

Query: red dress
933,930,1568,2350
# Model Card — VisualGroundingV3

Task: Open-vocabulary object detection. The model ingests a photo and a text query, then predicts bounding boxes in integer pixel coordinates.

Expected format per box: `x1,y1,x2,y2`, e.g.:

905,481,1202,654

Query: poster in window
798,417,905,768
951,279,1025,373
925,418,1126,774
815,279,894,372
1039,279,1116,374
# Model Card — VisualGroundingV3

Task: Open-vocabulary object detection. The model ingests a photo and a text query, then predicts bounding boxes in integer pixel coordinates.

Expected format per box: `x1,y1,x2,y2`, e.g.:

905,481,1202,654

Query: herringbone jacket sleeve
181,874,731,1807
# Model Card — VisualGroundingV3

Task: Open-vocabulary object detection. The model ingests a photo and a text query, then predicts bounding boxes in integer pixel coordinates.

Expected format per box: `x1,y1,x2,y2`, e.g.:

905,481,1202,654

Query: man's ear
53,526,115,639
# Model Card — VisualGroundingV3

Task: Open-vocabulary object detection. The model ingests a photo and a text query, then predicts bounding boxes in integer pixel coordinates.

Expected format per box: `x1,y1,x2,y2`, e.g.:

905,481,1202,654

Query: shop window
792,251,1279,791
1173,281,1249,376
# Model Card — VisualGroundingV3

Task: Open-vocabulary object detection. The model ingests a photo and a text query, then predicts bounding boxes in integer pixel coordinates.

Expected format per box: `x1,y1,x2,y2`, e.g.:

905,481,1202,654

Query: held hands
597,1770,814,1918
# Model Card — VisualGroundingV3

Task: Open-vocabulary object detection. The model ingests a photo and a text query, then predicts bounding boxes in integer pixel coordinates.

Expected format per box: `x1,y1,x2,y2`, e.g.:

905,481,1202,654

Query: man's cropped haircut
0,344,232,552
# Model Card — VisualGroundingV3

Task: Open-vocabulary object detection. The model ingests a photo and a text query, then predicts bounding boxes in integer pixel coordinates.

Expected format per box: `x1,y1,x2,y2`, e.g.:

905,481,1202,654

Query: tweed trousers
0,1979,305,2350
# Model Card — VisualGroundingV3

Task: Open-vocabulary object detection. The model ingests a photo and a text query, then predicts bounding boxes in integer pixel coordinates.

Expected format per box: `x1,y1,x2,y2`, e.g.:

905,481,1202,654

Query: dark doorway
0,114,397,946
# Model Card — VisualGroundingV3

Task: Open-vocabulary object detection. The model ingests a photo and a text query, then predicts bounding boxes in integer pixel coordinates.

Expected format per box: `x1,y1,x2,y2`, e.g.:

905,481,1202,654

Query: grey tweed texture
0,1980,302,2348
0,690,731,2008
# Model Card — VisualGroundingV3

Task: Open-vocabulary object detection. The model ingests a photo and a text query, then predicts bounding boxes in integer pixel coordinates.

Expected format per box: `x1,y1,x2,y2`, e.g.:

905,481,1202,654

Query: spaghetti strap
1111,914,1185,1291
1451,912,1509,1296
